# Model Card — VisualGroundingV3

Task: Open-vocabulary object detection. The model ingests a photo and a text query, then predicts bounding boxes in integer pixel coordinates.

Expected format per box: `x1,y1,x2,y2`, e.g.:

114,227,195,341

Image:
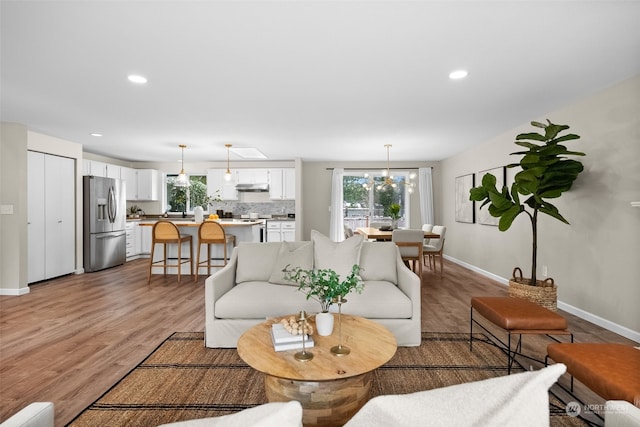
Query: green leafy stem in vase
282,264,364,313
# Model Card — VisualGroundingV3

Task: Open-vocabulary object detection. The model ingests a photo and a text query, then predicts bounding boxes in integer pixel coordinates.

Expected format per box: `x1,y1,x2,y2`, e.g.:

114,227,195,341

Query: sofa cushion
358,242,398,284
344,363,566,427
311,230,363,278
216,281,321,318
236,242,282,283
158,401,303,427
339,281,412,319
268,241,314,286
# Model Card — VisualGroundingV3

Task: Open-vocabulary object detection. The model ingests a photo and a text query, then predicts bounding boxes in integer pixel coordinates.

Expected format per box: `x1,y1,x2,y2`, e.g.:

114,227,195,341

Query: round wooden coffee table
237,314,397,427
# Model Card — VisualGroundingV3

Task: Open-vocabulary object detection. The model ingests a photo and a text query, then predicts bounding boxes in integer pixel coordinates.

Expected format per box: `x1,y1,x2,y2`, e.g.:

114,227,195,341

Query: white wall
440,75,640,338
0,124,29,294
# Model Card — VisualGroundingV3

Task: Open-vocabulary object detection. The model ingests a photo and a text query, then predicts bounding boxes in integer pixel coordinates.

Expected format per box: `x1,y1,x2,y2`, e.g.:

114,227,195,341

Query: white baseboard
0,287,30,296
444,255,640,343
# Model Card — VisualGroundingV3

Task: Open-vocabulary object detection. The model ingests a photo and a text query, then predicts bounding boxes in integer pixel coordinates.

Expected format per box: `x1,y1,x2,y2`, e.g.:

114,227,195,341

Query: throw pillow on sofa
268,241,314,285
344,363,566,427
310,230,364,278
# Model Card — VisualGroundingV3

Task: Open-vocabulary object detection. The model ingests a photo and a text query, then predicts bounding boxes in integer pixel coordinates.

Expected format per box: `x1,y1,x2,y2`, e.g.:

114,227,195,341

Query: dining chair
422,223,434,246
148,220,193,284
392,229,424,277
195,221,236,281
423,225,446,276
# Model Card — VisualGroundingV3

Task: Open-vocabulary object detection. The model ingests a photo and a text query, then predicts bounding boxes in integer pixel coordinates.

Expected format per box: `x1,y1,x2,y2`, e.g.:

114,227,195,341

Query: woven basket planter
508,267,557,311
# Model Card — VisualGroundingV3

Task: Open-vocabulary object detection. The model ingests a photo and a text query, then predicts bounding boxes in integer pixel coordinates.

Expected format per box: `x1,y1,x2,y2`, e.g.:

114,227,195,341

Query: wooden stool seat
195,221,236,281
546,343,640,405
470,296,573,374
148,221,193,284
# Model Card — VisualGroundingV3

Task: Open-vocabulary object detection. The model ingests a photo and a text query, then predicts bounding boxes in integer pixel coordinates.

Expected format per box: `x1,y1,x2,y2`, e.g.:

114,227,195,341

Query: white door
28,151,46,283
44,154,75,278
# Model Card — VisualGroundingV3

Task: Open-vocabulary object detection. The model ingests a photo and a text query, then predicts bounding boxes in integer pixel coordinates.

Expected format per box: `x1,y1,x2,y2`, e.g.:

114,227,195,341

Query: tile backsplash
211,200,295,216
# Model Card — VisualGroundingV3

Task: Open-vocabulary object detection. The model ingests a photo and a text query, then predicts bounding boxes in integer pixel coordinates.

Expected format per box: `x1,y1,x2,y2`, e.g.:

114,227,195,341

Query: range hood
235,183,269,192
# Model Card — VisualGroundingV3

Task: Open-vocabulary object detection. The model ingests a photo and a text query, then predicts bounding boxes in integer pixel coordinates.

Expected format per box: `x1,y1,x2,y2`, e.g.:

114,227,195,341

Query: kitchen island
138,219,263,276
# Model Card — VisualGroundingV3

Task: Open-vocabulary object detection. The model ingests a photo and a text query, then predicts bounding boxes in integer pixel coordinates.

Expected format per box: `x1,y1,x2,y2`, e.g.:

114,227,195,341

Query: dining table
355,227,440,242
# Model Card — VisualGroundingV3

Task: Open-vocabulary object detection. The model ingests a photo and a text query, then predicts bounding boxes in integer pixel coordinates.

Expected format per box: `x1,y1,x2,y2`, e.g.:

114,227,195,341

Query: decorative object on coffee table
331,295,350,356
470,120,585,310
282,264,364,336
294,311,313,361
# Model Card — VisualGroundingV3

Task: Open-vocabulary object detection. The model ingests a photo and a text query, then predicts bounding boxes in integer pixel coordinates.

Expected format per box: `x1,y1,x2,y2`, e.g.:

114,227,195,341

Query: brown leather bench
546,343,640,406
470,296,573,374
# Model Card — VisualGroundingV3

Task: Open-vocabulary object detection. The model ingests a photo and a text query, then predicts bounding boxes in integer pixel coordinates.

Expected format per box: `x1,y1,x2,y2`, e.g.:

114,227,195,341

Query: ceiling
2,1,639,164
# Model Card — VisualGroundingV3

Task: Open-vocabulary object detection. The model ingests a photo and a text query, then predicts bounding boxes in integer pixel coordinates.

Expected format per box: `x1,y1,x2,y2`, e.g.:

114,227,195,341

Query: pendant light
377,144,396,191
224,144,233,181
175,144,190,187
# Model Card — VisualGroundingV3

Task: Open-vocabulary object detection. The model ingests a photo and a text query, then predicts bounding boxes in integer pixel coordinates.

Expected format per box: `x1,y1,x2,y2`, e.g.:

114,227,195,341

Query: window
343,171,413,230
166,175,208,214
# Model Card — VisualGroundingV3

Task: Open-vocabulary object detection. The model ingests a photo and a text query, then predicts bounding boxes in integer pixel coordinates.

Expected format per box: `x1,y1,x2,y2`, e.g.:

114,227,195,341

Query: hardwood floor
1,258,636,425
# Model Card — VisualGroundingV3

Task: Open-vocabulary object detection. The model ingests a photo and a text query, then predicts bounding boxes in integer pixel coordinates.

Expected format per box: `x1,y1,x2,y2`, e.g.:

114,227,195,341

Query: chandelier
362,145,415,193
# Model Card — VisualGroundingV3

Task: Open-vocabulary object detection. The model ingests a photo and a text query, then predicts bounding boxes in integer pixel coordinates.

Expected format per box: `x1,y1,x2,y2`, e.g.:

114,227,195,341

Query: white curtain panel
329,168,344,241
419,167,435,226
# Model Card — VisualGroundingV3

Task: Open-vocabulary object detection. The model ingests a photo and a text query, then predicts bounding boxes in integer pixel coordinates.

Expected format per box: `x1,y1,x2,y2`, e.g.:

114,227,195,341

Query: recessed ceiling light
90,133,103,137
449,70,469,80
127,74,147,84
229,147,268,159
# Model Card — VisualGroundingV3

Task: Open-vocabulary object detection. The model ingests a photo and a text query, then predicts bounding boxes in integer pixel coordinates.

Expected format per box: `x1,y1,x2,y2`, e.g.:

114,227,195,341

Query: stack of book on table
271,323,315,352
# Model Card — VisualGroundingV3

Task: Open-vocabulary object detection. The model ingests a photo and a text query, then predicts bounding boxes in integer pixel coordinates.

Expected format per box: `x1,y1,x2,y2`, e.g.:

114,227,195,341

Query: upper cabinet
83,159,121,179
120,167,159,201
236,169,269,184
128,169,158,201
268,168,296,200
207,169,238,200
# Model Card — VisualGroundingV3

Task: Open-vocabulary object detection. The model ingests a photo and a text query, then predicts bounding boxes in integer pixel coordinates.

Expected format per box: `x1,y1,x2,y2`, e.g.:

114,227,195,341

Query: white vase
315,312,334,336
194,206,204,222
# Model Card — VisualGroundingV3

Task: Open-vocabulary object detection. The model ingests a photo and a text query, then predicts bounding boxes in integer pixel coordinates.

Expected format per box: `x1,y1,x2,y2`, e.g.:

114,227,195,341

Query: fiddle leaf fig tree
469,120,586,286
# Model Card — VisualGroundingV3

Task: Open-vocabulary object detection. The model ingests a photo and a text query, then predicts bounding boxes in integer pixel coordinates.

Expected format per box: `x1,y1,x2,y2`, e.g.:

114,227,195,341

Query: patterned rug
68,332,590,426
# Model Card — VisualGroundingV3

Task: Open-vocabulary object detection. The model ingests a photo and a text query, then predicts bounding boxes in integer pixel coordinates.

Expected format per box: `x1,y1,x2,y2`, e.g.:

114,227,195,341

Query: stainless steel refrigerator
83,176,126,272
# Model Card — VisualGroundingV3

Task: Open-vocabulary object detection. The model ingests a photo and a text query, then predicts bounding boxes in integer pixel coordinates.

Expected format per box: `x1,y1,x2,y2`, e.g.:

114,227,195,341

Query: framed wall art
476,166,505,226
455,174,475,223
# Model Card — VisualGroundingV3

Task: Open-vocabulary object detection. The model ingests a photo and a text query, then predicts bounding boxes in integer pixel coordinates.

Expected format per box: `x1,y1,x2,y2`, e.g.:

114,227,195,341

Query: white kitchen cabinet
137,169,158,201
268,168,296,200
139,224,152,255
237,169,269,184
121,167,137,200
283,168,296,199
106,164,121,179
28,151,76,283
266,220,296,242
83,159,121,179
207,169,238,200
125,222,140,259
121,168,158,201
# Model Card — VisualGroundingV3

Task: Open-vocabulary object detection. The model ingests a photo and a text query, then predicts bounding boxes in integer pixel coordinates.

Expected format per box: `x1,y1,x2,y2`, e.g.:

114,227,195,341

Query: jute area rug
68,332,588,426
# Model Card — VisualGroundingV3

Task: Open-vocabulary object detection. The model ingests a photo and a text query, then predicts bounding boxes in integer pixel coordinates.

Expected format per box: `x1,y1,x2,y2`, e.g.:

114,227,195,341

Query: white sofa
205,231,421,348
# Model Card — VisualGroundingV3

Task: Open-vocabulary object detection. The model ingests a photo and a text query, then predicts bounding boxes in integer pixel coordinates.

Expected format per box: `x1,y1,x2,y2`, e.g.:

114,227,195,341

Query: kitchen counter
138,219,264,227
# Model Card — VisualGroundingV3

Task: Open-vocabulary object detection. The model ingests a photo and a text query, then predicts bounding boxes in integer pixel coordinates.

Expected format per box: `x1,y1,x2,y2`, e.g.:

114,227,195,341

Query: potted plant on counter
283,264,364,335
469,119,586,310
